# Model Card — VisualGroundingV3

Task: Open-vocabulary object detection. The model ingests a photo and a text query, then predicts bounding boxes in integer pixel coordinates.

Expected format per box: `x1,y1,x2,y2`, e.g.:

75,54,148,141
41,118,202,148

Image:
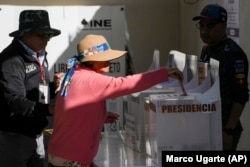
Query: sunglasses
34,31,54,39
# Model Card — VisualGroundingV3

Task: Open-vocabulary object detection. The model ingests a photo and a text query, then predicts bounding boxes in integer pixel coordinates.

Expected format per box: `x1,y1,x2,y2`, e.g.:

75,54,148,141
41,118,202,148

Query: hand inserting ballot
167,68,184,81
167,68,187,96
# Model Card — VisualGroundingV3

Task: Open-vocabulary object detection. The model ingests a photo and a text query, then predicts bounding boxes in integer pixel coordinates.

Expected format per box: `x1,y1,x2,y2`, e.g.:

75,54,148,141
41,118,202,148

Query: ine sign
0,5,127,79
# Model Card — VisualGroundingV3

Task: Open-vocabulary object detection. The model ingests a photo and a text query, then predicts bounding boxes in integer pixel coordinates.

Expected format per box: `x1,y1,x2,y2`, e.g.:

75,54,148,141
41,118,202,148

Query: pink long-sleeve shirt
48,66,169,164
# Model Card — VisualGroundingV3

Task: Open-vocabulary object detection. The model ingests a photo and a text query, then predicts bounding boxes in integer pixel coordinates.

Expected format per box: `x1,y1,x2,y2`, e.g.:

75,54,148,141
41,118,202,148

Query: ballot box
123,86,175,152
147,79,222,165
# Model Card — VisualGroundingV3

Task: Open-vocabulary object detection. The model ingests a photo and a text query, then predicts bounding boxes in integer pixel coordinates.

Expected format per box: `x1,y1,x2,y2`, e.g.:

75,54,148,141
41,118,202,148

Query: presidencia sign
0,5,127,79
148,92,222,165
147,59,222,165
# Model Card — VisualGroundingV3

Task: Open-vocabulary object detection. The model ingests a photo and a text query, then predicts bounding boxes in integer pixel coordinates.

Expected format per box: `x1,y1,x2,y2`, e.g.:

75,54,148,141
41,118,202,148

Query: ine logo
81,18,112,30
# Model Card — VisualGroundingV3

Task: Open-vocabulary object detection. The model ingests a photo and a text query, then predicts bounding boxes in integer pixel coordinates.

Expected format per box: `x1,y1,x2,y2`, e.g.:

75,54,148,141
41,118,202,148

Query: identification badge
39,83,50,104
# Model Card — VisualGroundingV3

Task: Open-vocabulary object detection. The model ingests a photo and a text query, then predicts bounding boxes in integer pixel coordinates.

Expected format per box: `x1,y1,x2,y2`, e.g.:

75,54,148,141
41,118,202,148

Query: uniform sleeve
231,52,249,105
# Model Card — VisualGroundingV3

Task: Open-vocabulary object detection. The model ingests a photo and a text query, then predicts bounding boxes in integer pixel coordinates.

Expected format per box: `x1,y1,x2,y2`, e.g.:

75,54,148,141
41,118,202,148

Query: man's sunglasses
34,31,54,39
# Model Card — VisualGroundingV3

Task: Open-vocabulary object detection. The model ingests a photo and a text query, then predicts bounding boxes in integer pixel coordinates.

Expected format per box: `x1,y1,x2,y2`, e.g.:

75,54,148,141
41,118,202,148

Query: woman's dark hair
79,61,93,68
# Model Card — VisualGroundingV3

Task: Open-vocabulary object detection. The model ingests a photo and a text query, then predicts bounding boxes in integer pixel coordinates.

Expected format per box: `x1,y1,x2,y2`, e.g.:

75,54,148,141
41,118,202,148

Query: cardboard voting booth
147,91,222,164
145,58,222,165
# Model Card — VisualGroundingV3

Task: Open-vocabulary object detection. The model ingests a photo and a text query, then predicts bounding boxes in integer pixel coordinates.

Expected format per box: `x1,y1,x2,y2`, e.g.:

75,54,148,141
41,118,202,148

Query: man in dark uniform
192,4,249,150
0,10,63,166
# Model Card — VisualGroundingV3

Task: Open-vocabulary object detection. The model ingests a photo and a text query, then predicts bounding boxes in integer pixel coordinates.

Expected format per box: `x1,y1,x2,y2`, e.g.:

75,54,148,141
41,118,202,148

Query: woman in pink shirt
48,34,183,167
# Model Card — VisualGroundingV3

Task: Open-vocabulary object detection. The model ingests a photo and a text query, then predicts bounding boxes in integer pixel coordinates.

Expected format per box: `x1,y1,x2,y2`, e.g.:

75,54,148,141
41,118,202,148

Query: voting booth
145,59,222,165
123,50,203,153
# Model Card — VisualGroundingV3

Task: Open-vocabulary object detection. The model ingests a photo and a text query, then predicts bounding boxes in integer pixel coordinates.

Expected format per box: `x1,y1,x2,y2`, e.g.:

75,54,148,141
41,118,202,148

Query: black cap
192,4,227,22
9,10,61,37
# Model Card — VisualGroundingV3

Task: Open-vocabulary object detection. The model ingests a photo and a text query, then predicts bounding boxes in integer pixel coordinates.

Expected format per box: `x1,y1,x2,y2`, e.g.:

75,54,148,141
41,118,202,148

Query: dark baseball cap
192,4,227,22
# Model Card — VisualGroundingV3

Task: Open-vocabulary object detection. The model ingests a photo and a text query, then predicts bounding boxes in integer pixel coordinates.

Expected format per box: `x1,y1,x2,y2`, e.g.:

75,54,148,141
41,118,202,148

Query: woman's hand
105,112,120,123
167,68,184,82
